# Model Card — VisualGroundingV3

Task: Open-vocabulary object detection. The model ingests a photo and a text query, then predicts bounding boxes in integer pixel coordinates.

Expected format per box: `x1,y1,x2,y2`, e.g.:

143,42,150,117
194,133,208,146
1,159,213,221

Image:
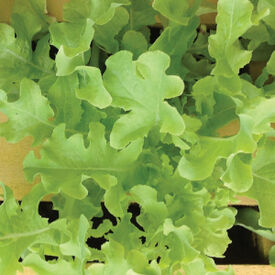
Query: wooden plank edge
234,196,258,206
17,265,275,275
218,265,275,275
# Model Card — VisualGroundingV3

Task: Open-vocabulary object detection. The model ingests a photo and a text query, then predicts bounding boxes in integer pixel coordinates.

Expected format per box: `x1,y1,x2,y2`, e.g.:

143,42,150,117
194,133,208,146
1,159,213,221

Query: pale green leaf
0,183,66,275
130,185,168,233
222,153,253,193
126,0,156,30
103,50,185,149
48,74,83,130
0,24,54,86
23,254,82,275
94,7,129,54
246,139,275,227
60,215,91,262
152,0,202,25
209,0,253,77
56,46,85,76
121,30,148,59
75,66,112,109
11,0,51,40
178,115,256,181
267,51,275,75
257,0,275,30
0,78,54,145
50,19,95,57
24,122,143,199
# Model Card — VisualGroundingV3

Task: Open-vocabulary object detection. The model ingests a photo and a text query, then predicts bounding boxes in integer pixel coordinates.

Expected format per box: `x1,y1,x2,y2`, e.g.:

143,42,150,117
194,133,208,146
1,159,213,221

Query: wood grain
46,0,70,21
0,113,42,199
218,265,275,274
253,234,275,260
17,265,275,275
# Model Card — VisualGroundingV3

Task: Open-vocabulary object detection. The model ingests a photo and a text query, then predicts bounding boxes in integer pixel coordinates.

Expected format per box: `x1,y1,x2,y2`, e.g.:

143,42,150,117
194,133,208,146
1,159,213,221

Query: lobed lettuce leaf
0,0,275,274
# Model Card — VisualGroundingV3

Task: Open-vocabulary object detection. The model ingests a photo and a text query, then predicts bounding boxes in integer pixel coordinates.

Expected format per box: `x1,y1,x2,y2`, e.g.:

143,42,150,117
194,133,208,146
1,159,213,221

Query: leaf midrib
4,48,53,75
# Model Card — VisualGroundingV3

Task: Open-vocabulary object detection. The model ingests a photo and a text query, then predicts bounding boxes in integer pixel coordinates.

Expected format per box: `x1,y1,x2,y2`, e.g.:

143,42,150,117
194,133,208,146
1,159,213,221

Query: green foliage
0,0,275,274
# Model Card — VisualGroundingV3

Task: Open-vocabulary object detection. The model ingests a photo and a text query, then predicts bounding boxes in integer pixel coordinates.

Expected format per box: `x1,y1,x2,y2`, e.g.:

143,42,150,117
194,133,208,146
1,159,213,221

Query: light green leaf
0,78,54,145
126,0,156,30
163,219,199,263
240,96,275,135
23,254,82,275
104,184,126,217
32,35,55,76
24,122,143,199
63,0,130,25
267,51,275,75
152,0,202,25
62,0,91,22
88,240,130,275
121,30,148,59
209,0,253,77
0,183,65,275
0,24,54,86
48,74,83,130
222,153,253,193
52,179,103,220
56,46,85,76
94,7,129,54
11,0,51,40
60,215,91,264
130,185,168,233
243,23,270,50
192,76,216,115
50,19,95,57
150,16,199,77
246,139,275,227
75,66,112,109
178,115,256,181
103,50,185,149
257,0,275,30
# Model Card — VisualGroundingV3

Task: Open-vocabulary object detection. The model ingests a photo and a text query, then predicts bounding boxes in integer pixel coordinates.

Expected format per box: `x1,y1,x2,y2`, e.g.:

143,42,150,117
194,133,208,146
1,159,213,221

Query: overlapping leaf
103,50,185,149
150,17,199,77
152,0,202,25
0,78,54,145
0,183,67,275
24,122,143,201
209,0,254,77
0,24,54,87
23,254,84,275
245,139,275,227
94,7,129,54
11,0,51,40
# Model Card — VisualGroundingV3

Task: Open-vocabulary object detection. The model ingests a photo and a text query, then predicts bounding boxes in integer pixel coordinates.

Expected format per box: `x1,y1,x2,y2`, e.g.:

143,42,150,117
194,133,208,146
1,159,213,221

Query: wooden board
17,265,275,275
218,265,275,274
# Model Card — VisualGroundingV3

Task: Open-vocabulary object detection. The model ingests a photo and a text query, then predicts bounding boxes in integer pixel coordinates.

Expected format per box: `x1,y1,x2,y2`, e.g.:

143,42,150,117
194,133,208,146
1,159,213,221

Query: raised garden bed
0,0,275,274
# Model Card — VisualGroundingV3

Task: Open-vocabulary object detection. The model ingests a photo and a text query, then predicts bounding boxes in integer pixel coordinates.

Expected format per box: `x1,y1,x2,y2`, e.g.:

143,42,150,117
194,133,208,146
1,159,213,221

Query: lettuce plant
0,0,275,274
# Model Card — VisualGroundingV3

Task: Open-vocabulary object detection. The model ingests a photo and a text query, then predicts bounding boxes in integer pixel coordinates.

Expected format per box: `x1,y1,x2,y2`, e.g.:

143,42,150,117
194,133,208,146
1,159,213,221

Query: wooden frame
16,265,275,275
0,0,274,274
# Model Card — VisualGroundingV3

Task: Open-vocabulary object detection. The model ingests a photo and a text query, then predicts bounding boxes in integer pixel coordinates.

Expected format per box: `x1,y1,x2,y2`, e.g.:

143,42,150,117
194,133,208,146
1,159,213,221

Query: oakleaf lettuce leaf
0,78,54,145
103,50,185,149
23,122,143,202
